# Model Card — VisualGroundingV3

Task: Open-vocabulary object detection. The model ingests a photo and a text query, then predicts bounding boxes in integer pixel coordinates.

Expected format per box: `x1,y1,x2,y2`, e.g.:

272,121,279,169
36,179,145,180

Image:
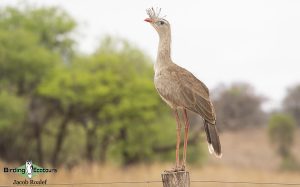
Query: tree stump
161,171,190,187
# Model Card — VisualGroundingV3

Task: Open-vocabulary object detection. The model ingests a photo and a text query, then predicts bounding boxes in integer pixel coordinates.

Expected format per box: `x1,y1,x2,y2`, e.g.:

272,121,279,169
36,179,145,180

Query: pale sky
1,0,300,110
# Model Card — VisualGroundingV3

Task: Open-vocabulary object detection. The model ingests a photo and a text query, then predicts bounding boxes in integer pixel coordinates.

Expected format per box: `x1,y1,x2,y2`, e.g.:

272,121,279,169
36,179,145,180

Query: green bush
268,113,299,170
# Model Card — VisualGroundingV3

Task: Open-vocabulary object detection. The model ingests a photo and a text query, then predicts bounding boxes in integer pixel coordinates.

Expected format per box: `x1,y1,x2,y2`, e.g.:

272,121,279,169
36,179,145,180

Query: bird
144,7,222,171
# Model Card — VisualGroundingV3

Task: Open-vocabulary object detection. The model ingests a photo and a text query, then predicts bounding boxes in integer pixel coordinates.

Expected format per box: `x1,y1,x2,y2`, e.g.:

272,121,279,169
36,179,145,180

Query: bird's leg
173,109,182,170
182,109,190,170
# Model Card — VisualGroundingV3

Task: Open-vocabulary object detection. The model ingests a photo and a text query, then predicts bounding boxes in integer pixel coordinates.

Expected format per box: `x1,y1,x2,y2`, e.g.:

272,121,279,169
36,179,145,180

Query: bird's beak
144,18,153,23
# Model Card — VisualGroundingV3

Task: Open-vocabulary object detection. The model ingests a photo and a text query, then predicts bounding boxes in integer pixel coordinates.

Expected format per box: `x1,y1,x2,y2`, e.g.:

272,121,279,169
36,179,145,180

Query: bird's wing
176,68,216,124
156,65,216,123
178,67,216,123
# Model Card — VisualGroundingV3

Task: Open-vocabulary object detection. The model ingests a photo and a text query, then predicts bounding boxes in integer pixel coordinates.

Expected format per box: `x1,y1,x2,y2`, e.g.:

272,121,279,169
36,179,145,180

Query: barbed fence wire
1,179,300,186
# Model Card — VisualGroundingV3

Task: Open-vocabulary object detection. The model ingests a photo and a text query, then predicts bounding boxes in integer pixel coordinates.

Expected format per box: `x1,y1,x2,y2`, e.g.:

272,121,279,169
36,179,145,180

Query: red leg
182,109,190,170
173,109,182,170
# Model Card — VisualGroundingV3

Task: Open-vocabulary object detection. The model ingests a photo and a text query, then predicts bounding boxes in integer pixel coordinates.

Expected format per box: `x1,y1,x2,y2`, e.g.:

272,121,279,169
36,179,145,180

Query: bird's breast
154,70,182,109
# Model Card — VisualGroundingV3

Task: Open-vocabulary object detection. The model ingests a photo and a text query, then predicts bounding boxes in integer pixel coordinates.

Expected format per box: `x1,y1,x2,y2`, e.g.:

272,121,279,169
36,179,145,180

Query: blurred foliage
0,5,75,94
0,5,205,167
268,113,299,171
283,84,300,126
213,83,267,131
0,4,76,165
280,156,300,171
268,114,296,157
0,91,25,129
0,28,60,94
0,6,76,54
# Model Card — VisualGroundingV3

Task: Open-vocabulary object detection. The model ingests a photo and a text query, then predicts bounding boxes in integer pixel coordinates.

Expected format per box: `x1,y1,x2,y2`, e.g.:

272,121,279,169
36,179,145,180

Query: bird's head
144,7,170,37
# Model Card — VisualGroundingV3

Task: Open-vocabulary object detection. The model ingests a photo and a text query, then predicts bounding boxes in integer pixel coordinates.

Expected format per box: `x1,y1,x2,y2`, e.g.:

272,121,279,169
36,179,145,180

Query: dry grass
204,128,300,171
1,128,300,187
208,128,281,170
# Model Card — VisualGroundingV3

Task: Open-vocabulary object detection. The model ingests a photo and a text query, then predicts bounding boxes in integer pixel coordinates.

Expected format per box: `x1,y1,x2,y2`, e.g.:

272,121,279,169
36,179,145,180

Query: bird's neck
156,31,172,70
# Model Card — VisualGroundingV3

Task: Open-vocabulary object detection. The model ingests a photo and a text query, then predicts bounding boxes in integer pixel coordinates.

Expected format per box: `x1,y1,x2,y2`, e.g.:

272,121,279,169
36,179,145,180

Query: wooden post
161,171,190,187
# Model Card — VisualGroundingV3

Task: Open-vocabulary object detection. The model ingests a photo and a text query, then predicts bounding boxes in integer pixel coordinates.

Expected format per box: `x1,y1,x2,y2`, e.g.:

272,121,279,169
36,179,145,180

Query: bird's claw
164,165,186,173
179,164,186,171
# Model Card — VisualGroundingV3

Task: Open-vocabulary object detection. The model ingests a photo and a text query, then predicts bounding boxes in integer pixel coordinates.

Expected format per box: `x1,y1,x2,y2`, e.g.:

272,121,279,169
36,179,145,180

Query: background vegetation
0,5,299,174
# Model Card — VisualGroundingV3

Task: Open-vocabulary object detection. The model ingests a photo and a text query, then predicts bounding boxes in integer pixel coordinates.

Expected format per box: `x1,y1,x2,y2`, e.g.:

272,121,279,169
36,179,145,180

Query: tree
0,6,76,93
0,91,25,129
0,5,76,165
283,84,300,126
213,83,266,131
268,113,298,170
0,91,28,162
0,6,76,57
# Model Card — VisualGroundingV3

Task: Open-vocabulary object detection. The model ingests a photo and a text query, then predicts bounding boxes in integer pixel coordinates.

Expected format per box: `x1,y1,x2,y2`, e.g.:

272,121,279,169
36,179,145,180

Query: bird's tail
204,121,222,158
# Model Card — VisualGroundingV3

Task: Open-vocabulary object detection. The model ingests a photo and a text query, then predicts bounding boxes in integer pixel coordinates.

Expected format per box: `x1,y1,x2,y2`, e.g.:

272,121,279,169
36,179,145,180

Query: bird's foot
164,165,186,173
179,164,186,171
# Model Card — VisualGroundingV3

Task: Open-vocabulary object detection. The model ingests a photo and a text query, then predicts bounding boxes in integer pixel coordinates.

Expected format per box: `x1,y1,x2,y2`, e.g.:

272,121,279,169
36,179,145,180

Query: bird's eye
158,21,165,25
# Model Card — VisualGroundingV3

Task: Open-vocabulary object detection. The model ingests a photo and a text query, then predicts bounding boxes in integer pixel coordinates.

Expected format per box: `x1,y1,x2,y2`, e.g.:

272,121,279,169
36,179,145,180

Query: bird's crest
146,7,166,20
